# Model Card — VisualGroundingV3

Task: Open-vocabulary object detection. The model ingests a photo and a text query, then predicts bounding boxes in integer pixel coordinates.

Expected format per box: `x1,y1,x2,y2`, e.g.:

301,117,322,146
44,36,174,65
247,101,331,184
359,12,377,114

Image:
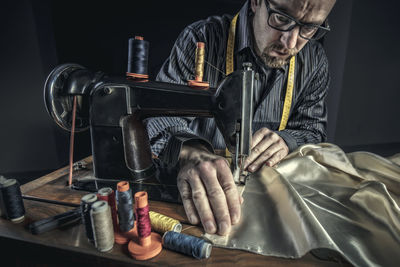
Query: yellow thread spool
194,43,205,82
188,42,209,89
149,211,182,234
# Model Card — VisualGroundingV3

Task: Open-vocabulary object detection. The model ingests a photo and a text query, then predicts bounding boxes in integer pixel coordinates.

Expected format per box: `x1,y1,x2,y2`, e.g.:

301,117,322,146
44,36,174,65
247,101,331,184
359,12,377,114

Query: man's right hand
177,143,242,236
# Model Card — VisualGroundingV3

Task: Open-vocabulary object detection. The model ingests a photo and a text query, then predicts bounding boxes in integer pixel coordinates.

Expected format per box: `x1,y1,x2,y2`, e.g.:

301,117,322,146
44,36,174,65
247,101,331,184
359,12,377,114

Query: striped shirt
145,0,329,167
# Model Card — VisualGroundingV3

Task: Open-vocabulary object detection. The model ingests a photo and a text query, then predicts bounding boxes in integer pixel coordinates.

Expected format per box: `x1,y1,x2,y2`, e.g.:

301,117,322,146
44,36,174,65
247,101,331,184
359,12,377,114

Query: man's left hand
243,128,289,172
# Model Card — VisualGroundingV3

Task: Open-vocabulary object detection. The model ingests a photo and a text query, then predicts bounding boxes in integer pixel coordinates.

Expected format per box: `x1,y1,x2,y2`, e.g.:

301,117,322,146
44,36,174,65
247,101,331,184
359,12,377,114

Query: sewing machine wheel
44,63,89,132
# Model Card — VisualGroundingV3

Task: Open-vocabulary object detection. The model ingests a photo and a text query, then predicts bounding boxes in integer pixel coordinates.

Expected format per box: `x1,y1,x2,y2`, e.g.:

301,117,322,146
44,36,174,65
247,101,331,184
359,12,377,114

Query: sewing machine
44,62,254,188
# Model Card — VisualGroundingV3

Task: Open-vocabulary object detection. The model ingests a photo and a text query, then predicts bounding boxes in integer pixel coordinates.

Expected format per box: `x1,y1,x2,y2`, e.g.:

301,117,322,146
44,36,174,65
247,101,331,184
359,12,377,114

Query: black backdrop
1,0,400,180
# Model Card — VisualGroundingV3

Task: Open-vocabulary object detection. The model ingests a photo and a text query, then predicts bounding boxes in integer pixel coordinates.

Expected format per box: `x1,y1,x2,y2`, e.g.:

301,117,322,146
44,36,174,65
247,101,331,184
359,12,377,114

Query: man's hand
244,128,289,172
177,143,241,236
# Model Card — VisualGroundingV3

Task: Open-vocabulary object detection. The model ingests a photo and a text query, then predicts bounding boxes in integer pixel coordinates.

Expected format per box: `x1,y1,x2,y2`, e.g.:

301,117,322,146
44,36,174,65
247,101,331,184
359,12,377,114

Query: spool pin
114,181,136,245
188,42,209,90
128,191,162,260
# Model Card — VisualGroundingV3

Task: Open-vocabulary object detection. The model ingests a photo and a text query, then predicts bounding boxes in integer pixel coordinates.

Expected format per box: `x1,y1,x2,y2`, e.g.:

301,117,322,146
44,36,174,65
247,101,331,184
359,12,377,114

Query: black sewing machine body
44,63,254,183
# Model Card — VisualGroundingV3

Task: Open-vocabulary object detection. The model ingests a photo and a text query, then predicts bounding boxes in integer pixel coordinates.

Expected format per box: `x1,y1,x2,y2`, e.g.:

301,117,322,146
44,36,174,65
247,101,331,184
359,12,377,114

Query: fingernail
204,221,216,233
219,221,230,235
189,215,198,224
232,214,239,225
248,166,254,172
266,161,272,166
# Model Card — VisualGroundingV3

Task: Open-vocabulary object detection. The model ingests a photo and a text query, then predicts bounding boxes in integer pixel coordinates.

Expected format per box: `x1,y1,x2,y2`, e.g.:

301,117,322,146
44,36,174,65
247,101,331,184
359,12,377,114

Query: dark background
1,0,399,183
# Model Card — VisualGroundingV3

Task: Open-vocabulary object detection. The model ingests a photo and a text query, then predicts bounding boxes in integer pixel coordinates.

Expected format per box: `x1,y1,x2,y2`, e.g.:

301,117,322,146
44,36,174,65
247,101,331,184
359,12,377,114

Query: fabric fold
204,143,400,267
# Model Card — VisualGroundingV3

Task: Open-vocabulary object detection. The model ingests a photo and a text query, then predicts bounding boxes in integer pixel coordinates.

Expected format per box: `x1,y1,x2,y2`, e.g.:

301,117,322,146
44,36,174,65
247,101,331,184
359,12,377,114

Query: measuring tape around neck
225,13,295,131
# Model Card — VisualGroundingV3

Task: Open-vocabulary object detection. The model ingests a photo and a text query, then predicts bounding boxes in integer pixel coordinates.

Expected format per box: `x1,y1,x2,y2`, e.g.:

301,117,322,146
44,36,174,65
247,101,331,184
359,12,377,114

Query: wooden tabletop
0,157,347,266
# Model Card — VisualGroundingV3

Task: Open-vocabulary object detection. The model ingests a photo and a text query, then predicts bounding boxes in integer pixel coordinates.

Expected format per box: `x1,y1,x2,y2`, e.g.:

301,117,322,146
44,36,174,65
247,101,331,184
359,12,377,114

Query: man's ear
250,0,262,13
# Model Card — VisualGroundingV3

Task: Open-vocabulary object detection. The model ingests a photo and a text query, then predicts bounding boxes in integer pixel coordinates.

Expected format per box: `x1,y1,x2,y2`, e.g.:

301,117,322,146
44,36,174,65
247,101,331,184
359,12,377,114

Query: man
146,0,336,236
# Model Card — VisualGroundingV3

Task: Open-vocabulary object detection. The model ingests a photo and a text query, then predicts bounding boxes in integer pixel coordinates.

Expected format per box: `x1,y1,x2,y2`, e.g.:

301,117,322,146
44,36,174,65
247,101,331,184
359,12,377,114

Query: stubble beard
261,42,298,68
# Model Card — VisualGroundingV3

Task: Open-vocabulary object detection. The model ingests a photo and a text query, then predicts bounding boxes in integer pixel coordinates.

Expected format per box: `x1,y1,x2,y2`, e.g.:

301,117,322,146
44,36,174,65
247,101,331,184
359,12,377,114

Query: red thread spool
128,191,162,260
114,181,136,245
97,187,118,231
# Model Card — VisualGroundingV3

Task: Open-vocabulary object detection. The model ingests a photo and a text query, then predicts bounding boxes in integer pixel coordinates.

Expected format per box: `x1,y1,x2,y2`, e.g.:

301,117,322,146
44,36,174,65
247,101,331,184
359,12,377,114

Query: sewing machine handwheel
44,63,90,132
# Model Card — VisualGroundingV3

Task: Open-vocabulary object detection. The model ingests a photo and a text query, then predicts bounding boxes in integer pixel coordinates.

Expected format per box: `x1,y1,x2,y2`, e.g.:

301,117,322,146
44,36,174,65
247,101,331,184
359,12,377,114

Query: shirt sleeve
277,51,329,152
144,25,214,167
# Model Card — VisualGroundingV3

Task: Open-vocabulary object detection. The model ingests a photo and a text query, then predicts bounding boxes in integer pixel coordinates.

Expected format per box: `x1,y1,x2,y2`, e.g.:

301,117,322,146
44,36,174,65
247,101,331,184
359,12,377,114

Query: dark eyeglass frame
264,0,330,40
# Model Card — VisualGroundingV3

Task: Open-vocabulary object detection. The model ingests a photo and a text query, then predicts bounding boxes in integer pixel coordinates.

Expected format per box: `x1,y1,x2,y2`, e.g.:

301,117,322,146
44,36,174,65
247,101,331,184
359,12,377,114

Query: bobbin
149,211,182,234
90,200,114,252
0,178,25,223
97,187,118,231
126,36,149,82
80,193,98,243
162,231,212,259
188,42,209,90
128,191,162,260
114,181,136,245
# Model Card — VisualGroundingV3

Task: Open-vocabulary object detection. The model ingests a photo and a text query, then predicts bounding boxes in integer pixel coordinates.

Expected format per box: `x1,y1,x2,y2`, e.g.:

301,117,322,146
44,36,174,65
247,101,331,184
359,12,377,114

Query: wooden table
0,157,348,266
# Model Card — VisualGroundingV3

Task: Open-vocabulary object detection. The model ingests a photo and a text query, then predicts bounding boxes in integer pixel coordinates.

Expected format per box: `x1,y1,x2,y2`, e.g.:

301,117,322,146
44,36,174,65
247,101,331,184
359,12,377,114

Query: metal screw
103,87,112,95
242,62,253,71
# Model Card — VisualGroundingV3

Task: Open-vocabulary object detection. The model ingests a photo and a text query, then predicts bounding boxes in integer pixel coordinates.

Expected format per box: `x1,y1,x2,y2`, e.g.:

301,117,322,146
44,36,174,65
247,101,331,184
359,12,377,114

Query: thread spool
188,42,209,90
127,36,149,81
149,211,182,234
162,231,212,259
115,181,135,244
128,191,162,260
97,187,118,231
80,193,98,243
90,201,115,252
0,178,25,223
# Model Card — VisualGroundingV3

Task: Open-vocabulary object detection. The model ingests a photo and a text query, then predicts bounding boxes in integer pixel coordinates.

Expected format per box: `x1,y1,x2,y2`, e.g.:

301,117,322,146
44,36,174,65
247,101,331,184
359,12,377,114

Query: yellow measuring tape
225,13,295,157
226,13,295,130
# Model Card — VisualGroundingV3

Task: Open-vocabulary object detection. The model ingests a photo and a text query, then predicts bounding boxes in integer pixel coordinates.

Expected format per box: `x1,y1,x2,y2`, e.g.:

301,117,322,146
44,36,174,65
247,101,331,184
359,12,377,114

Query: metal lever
233,62,254,185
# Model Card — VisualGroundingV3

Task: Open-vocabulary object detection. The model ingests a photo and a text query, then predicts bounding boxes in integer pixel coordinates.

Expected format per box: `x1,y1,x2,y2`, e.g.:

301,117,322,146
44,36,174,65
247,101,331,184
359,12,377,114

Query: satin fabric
204,143,400,266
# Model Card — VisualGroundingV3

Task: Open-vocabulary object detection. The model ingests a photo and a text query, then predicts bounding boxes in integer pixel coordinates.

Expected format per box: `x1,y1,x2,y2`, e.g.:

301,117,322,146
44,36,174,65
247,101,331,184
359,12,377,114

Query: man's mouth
270,49,289,58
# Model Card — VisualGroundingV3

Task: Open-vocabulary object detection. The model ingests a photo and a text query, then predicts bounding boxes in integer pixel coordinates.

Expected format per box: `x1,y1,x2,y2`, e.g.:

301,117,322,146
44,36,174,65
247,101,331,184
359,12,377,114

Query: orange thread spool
188,42,209,90
128,191,162,260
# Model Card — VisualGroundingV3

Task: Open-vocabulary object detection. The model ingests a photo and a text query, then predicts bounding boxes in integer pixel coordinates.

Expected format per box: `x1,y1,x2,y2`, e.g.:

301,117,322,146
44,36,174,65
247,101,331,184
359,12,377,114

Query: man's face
251,0,335,68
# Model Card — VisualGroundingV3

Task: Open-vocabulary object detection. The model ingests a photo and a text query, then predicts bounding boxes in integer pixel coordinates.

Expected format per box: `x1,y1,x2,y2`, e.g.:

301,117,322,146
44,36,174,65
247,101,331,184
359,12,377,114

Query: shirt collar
236,0,288,73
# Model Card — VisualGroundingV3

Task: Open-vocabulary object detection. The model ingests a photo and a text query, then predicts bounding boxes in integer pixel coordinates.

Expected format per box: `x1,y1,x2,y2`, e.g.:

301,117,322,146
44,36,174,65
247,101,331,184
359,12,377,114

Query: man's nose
280,26,300,50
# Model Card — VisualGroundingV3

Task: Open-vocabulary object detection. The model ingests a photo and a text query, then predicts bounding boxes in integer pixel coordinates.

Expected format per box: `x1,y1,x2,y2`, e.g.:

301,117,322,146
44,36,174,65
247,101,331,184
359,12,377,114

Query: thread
127,191,162,260
90,201,114,252
0,178,25,223
149,211,182,234
136,205,152,238
80,193,98,243
162,231,212,259
68,95,77,187
97,187,118,231
194,42,205,82
188,42,209,89
127,36,149,80
116,181,134,232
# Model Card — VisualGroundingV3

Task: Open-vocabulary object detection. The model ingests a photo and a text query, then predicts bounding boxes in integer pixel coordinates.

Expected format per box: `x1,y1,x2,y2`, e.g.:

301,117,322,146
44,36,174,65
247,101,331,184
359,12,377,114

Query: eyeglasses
264,0,330,40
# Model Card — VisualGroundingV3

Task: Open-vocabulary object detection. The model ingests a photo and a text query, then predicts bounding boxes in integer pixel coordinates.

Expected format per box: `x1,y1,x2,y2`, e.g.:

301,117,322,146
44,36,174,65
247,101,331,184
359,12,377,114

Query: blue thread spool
116,181,134,232
80,193,98,243
162,231,212,259
0,178,25,223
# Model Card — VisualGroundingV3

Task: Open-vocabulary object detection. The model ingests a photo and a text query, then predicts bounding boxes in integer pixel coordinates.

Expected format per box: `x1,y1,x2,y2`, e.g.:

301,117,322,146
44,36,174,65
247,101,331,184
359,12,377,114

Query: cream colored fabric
204,143,400,266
